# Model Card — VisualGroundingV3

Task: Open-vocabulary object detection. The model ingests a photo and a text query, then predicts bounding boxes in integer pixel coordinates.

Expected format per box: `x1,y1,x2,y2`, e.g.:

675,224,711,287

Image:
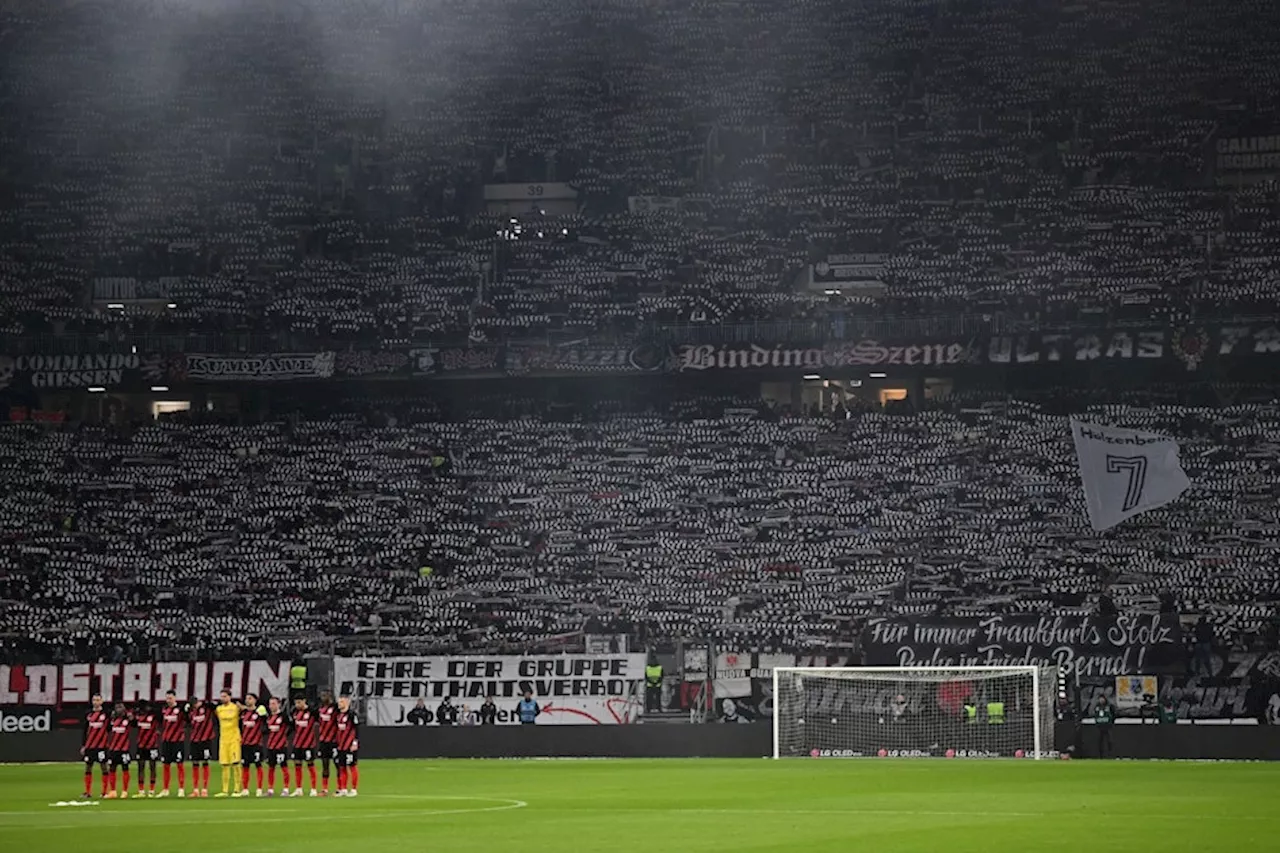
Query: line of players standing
81,688,360,799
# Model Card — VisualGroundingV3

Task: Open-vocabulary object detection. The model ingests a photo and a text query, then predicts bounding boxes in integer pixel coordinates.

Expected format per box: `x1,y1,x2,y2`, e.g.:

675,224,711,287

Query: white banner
1070,419,1191,531
0,661,290,706
334,655,646,726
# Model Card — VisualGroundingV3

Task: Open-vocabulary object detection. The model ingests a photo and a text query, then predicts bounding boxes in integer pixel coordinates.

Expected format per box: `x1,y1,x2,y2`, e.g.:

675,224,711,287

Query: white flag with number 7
1070,418,1191,531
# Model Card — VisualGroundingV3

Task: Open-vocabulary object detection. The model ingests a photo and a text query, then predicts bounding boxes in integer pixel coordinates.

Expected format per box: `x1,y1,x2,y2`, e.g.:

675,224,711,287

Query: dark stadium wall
6,724,1280,762
359,723,776,759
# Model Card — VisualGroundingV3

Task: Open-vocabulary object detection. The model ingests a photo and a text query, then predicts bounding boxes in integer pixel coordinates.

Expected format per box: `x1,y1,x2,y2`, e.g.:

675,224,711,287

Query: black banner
505,343,664,375
163,352,336,383
0,354,156,391
984,324,1280,371
811,253,887,290
862,614,1186,676
334,350,410,378
407,346,502,376
670,339,975,373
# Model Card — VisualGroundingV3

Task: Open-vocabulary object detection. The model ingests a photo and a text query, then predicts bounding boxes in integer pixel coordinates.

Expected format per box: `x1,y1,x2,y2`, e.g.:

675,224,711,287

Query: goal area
772,666,1057,760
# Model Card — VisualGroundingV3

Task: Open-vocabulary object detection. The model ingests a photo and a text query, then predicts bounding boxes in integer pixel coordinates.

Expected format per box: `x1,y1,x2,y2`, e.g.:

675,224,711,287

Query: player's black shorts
190,740,214,763
292,747,315,763
337,750,358,767
83,748,108,769
160,741,185,764
241,745,262,767
267,749,290,768
108,749,132,768
137,747,159,763
319,742,337,761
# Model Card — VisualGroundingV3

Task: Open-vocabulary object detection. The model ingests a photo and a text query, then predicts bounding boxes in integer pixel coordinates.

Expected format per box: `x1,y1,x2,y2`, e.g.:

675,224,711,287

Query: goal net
773,666,1058,760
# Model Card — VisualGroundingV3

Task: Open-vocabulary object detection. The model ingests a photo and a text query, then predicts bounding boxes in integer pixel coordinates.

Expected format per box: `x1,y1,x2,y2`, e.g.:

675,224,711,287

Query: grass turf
1,758,1276,852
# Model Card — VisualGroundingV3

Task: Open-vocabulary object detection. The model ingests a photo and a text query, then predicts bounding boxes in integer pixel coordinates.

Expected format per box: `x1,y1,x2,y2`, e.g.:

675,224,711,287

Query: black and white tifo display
772,666,1059,759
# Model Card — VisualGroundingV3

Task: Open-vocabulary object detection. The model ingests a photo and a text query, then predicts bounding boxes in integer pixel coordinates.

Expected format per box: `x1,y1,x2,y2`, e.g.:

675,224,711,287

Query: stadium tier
2,391,1278,664
0,0,1279,353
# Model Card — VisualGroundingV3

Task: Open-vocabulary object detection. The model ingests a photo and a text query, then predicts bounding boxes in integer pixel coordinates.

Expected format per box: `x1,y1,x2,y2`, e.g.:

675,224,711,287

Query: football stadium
2,0,1280,851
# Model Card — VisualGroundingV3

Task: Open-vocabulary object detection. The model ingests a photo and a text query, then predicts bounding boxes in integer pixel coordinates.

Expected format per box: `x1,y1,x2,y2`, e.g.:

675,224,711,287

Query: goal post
772,665,1058,760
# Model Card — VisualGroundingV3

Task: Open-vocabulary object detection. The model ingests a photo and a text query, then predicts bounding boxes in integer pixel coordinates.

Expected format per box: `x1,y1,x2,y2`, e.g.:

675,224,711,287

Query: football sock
295,766,302,789
177,765,185,788
350,767,359,791
84,772,92,795
163,765,171,789
268,767,276,788
221,765,230,795
308,766,317,790
122,769,130,792
257,766,264,789
242,767,250,790
337,767,347,790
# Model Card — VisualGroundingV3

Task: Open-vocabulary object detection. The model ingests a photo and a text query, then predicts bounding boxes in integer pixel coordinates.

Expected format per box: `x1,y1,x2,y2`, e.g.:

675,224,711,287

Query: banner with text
984,324,1280,372
334,350,411,378
505,343,664,375
810,253,888,292
713,651,795,722
671,339,975,373
408,346,502,376
334,655,646,726
628,196,684,215
0,354,158,391
0,660,290,706
170,352,336,382
861,614,1186,676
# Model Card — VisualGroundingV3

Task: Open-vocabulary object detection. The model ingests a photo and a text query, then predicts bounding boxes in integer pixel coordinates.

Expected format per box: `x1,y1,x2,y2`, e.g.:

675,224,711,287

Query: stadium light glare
106,303,124,309
167,303,178,309
87,387,106,393
803,374,821,380
151,386,170,392
870,372,887,378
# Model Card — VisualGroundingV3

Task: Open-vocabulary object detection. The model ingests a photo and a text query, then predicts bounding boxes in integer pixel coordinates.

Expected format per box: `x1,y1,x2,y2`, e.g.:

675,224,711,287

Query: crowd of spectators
2,0,1279,353
2,386,1278,662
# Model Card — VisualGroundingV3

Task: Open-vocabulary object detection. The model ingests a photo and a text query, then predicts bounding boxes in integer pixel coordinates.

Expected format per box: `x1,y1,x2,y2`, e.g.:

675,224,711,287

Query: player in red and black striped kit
157,690,187,797
238,693,266,797
263,696,293,797
291,697,319,796
187,697,215,797
334,695,360,797
316,690,338,796
81,693,110,799
104,704,133,799
133,704,161,797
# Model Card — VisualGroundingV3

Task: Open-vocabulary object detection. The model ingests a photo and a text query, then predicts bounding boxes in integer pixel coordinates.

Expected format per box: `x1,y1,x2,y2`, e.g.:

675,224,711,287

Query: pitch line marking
15,795,527,828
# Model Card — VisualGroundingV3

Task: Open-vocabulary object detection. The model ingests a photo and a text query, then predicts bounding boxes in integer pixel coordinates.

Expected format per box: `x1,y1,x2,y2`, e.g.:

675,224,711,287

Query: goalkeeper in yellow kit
215,689,244,798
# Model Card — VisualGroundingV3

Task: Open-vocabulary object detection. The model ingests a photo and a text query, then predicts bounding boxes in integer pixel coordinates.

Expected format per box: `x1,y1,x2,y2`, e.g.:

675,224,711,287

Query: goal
772,666,1058,760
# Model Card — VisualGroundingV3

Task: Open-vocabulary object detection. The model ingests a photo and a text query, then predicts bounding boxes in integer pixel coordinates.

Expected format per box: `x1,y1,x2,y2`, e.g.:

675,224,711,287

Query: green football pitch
1,758,1276,853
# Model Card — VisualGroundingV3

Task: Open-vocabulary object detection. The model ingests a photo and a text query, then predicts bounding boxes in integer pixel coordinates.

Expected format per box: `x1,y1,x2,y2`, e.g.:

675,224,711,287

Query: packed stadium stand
1,0,1279,354
1,0,1279,684
2,388,1279,664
